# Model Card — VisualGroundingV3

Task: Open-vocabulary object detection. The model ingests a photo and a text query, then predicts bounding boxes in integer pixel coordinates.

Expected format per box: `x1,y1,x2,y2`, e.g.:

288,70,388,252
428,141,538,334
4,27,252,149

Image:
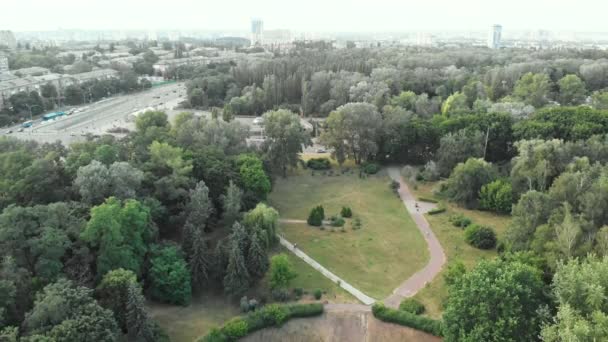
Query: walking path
278,235,376,305
384,167,446,308
278,166,446,309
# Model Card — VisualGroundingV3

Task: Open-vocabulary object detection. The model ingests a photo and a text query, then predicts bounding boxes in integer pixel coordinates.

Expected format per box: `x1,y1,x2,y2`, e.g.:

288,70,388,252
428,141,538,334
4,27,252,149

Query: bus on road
22,120,34,128
42,111,66,121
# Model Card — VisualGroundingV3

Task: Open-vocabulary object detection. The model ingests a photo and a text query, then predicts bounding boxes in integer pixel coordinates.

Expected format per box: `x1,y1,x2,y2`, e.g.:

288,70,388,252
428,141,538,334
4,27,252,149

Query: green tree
558,74,586,105
478,179,512,213
513,72,552,108
542,256,608,341
243,203,279,248
223,236,250,298
436,129,485,177
506,191,553,251
444,158,496,209
246,230,269,281
182,180,213,255
189,229,210,292
96,268,137,331
441,92,469,116
126,283,156,342
307,205,325,226
148,245,192,305
321,103,383,165
443,259,548,342
269,254,297,290
236,154,271,201
221,181,243,227
23,279,118,341
81,197,153,277
262,109,312,177
591,91,608,110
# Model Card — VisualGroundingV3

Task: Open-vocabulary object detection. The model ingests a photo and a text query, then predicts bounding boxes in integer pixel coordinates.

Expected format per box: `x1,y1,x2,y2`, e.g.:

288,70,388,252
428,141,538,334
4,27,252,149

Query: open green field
149,249,353,342
269,170,429,299
410,181,511,318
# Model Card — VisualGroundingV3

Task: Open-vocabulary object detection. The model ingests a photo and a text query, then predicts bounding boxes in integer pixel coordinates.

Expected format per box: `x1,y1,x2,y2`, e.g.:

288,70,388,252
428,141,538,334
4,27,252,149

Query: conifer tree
247,230,269,281
223,239,250,297
189,229,210,291
221,181,243,228
126,283,155,342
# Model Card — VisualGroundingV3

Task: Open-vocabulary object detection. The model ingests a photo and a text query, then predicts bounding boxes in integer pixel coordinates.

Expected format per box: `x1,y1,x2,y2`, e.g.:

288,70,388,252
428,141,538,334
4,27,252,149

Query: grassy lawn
268,169,429,300
149,247,353,342
409,181,511,318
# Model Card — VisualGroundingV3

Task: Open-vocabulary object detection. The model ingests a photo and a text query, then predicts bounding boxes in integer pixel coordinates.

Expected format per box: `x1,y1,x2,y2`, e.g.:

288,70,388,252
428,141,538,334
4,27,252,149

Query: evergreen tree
126,283,155,342
189,229,210,291
221,181,243,228
211,240,229,283
229,222,249,255
182,181,213,255
223,240,250,298
246,230,269,281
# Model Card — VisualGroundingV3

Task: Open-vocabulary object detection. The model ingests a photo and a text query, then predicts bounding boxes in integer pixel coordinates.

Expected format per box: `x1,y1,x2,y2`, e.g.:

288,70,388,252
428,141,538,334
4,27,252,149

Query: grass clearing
409,180,511,318
269,169,428,299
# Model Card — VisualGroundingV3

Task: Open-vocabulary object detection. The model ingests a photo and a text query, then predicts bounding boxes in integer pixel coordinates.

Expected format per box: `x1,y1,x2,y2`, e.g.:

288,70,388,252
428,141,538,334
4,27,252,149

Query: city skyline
2,0,608,33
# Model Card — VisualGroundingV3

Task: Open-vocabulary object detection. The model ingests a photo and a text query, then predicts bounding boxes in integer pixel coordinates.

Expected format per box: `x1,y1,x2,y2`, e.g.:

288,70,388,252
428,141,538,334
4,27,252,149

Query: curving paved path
383,167,446,308
278,166,446,309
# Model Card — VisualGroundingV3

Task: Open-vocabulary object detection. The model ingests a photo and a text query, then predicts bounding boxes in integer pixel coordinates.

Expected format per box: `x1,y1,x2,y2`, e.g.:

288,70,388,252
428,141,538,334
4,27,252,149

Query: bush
271,288,290,302
428,207,446,215
478,179,513,214
417,197,438,203
363,162,380,174
329,215,345,227
351,217,362,230
464,224,497,249
340,206,353,218
307,205,325,226
313,288,322,300
200,304,324,342
306,158,331,170
449,213,472,228
293,287,304,298
390,180,400,195
240,296,250,312
399,299,425,315
372,303,443,337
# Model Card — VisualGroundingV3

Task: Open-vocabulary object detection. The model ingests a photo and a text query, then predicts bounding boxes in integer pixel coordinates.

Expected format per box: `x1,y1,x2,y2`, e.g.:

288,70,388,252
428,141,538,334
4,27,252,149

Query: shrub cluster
464,224,497,249
449,213,472,228
307,205,325,226
428,206,446,215
372,303,443,337
399,298,426,315
340,206,353,218
417,197,438,204
313,288,323,300
306,158,331,170
479,179,513,214
329,215,345,227
390,180,400,195
363,162,380,174
201,303,324,342
351,217,362,230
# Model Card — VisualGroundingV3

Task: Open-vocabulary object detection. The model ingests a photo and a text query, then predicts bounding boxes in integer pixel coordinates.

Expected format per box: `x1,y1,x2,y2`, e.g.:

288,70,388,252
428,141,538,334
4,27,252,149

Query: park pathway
384,167,446,308
278,235,376,305
278,166,446,309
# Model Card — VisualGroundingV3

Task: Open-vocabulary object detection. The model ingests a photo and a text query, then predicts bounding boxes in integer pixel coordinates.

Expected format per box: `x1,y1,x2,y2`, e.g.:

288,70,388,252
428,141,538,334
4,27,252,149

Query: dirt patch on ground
242,310,441,342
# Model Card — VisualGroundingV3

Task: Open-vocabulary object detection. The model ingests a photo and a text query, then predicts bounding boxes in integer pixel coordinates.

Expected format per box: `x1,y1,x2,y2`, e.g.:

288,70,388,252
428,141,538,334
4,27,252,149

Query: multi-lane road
3,82,186,145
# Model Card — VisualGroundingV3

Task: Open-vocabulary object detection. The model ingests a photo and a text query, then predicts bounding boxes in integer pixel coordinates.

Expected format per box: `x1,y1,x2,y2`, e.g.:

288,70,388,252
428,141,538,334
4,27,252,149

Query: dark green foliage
478,179,513,214
148,245,192,305
351,217,362,230
444,158,496,209
340,206,353,218
464,224,497,249
307,205,325,226
271,288,290,302
313,289,322,300
223,232,250,298
236,154,271,201
399,299,425,315
417,197,439,203
188,229,211,292
306,158,331,170
246,231,269,282
96,268,137,331
126,283,157,342
372,303,443,337
329,215,345,227
448,213,472,228
200,304,323,342
390,180,400,195
514,106,608,141
362,162,380,174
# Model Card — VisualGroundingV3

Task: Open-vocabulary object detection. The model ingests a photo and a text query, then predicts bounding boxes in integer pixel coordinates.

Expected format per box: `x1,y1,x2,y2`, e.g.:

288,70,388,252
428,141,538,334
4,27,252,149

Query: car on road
17,128,24,132
316,148,327,153
5,130,13,134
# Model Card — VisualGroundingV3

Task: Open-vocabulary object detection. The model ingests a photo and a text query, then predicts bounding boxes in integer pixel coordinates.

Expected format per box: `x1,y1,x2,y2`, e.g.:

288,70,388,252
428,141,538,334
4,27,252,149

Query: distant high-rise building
488,24,502,49
0,30,17,50
250,18,264,46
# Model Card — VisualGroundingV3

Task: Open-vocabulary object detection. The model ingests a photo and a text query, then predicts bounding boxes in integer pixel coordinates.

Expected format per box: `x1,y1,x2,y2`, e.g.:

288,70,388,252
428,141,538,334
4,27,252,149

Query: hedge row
427,207,446,215
371,303,443,337
200,303,324,342
417,197,439,204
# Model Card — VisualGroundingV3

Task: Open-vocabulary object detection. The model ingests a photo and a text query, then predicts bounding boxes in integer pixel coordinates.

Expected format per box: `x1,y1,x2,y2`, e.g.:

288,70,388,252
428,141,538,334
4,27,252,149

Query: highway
3,82,186,145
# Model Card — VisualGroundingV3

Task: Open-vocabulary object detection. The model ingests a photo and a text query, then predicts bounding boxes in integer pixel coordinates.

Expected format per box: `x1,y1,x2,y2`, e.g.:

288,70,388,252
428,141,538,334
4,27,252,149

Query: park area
268,168,429,300
409,181,511,318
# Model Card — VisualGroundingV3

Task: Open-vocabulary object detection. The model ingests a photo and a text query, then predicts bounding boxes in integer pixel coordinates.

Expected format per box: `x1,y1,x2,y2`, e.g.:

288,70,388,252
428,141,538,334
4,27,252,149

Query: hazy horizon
3,0,608,33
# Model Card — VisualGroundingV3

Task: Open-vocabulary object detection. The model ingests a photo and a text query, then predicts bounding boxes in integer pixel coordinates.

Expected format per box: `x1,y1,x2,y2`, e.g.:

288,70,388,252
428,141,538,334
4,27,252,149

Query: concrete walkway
383,167,446,308
278,235,376,305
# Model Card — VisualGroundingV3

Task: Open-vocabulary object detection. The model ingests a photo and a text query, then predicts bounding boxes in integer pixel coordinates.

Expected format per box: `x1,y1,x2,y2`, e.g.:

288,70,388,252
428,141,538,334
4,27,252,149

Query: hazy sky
2,0,608,32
